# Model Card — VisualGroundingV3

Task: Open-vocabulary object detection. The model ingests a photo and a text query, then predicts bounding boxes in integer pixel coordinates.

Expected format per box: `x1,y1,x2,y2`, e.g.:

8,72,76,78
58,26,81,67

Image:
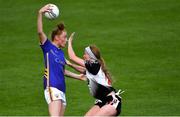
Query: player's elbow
37,31,43,36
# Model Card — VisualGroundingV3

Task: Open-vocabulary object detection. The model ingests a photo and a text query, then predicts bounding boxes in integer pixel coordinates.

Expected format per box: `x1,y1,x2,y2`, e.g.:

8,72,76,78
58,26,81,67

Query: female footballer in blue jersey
37,4,85,116
66,33,123,116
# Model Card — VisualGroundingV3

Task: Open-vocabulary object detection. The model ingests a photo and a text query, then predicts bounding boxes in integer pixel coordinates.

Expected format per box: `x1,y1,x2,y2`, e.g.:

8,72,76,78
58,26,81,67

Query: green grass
0,0,180,116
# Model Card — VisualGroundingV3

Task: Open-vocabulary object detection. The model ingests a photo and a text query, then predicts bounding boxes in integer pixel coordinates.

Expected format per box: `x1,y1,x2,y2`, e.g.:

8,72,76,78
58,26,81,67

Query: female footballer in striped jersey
66,33,123,116
37,4,85,116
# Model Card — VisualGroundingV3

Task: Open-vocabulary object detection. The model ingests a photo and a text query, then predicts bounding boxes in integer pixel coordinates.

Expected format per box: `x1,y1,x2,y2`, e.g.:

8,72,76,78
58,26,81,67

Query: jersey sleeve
40,39,52,53
85,60,101,75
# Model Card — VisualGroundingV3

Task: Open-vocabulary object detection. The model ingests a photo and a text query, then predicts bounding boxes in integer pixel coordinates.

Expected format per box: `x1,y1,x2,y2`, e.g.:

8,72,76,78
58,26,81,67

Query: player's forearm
64,69,80,79
68,63,85,73
37,13,43,34
64,70,86,81
68,41,85,67
68,41,76,61
37,12,47,44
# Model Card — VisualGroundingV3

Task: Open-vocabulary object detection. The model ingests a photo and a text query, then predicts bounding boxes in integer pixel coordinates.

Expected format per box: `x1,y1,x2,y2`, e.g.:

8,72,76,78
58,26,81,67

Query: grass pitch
0,0,180,116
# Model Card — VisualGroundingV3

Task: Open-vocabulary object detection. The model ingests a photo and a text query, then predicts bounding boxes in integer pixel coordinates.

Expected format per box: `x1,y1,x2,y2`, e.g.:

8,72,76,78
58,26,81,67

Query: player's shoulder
85,60,101,75
43,38,51,45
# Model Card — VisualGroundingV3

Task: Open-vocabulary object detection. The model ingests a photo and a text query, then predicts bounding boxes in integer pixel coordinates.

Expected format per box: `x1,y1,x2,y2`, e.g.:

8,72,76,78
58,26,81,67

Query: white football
44,4,59,20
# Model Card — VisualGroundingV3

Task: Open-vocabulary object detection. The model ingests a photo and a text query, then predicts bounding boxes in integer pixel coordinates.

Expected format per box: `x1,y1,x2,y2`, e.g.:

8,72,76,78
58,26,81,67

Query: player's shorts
94,94,122,116
44,87,66,106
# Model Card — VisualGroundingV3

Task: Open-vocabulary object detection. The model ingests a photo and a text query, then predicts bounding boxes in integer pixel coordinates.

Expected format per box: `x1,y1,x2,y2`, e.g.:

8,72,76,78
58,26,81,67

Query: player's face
83,52,90,60
57,31,67,48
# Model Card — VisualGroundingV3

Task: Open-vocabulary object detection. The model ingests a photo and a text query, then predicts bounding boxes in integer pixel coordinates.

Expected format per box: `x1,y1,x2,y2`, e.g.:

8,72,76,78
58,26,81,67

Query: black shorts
94,94,122,116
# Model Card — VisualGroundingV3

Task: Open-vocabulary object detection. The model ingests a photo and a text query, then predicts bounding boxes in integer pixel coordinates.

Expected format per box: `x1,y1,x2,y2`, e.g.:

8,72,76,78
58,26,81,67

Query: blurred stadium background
0,0,180,116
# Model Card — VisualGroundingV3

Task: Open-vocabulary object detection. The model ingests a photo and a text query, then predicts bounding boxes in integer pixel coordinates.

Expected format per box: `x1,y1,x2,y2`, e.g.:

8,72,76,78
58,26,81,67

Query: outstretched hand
68,32,75,43
39,4,52,14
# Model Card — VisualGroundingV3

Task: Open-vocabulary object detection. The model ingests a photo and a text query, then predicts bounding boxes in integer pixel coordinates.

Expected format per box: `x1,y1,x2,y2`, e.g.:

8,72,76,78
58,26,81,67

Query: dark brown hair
90,45,112,83
51,22,65,41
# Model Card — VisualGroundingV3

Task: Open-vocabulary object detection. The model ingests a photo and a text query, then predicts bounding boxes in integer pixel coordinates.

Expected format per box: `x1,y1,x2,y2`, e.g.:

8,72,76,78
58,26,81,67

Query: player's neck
52,41,59,48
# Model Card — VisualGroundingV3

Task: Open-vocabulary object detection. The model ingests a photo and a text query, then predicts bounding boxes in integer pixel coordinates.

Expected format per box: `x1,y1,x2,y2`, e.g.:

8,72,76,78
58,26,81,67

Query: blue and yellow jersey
40,39,66,93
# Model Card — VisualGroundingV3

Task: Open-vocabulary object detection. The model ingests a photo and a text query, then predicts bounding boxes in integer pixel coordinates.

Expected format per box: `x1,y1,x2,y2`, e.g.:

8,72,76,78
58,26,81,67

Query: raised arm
37,4,50,44
68,32,85,67
64,70,87,81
